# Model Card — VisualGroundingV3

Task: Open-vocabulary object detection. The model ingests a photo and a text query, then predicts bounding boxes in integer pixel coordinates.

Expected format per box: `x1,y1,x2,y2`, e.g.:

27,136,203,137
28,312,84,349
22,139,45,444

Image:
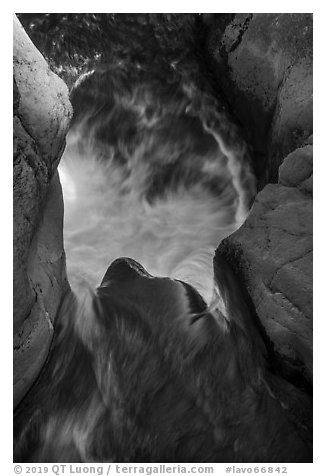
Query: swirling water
58,32,256,303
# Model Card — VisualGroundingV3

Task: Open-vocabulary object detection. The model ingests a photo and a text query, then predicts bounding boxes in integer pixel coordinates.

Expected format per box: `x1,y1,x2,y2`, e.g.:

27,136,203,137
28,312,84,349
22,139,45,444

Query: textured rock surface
207,13,312,188
13,15,72,407
217,144,313,384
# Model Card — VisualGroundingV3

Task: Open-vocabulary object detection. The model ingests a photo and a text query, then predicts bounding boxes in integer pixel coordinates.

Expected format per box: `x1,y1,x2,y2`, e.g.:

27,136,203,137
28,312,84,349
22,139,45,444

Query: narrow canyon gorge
13,13,313,463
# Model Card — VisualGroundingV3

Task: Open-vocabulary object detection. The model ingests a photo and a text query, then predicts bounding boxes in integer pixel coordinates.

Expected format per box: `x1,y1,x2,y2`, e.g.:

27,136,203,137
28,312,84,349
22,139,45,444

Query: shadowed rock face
217,143,313,385
206,13,312,188
204,13,313,388
13,15,72,408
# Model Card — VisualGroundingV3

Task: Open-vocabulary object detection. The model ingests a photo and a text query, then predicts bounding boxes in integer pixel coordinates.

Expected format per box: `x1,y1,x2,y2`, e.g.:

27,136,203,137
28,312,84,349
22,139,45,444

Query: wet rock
279,145,313,194
217,144,313,384
13,15,72,407
207,13,312,188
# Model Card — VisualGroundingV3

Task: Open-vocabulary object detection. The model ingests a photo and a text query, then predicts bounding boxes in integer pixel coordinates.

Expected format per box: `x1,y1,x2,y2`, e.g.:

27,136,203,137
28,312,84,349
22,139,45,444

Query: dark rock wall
13,15,72,408
206,13,312,189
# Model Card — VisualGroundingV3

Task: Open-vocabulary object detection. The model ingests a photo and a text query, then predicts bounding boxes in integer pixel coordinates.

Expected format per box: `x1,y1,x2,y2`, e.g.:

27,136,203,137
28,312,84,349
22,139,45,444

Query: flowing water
58,20,256,303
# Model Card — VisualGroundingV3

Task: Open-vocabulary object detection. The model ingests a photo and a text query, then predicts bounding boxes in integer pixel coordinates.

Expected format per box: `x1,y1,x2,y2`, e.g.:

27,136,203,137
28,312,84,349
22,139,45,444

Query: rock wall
206,13,312,189
207,13,313,388
217,143,313,385
13,15,72,408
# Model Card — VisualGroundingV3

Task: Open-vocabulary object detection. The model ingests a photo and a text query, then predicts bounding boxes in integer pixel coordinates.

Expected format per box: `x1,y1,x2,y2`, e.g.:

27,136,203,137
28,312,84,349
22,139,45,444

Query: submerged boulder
13,15,72,407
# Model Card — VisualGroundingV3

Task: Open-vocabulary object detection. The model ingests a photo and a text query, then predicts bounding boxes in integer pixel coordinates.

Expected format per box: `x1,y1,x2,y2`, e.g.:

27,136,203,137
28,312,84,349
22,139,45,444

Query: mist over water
59,37,256,304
